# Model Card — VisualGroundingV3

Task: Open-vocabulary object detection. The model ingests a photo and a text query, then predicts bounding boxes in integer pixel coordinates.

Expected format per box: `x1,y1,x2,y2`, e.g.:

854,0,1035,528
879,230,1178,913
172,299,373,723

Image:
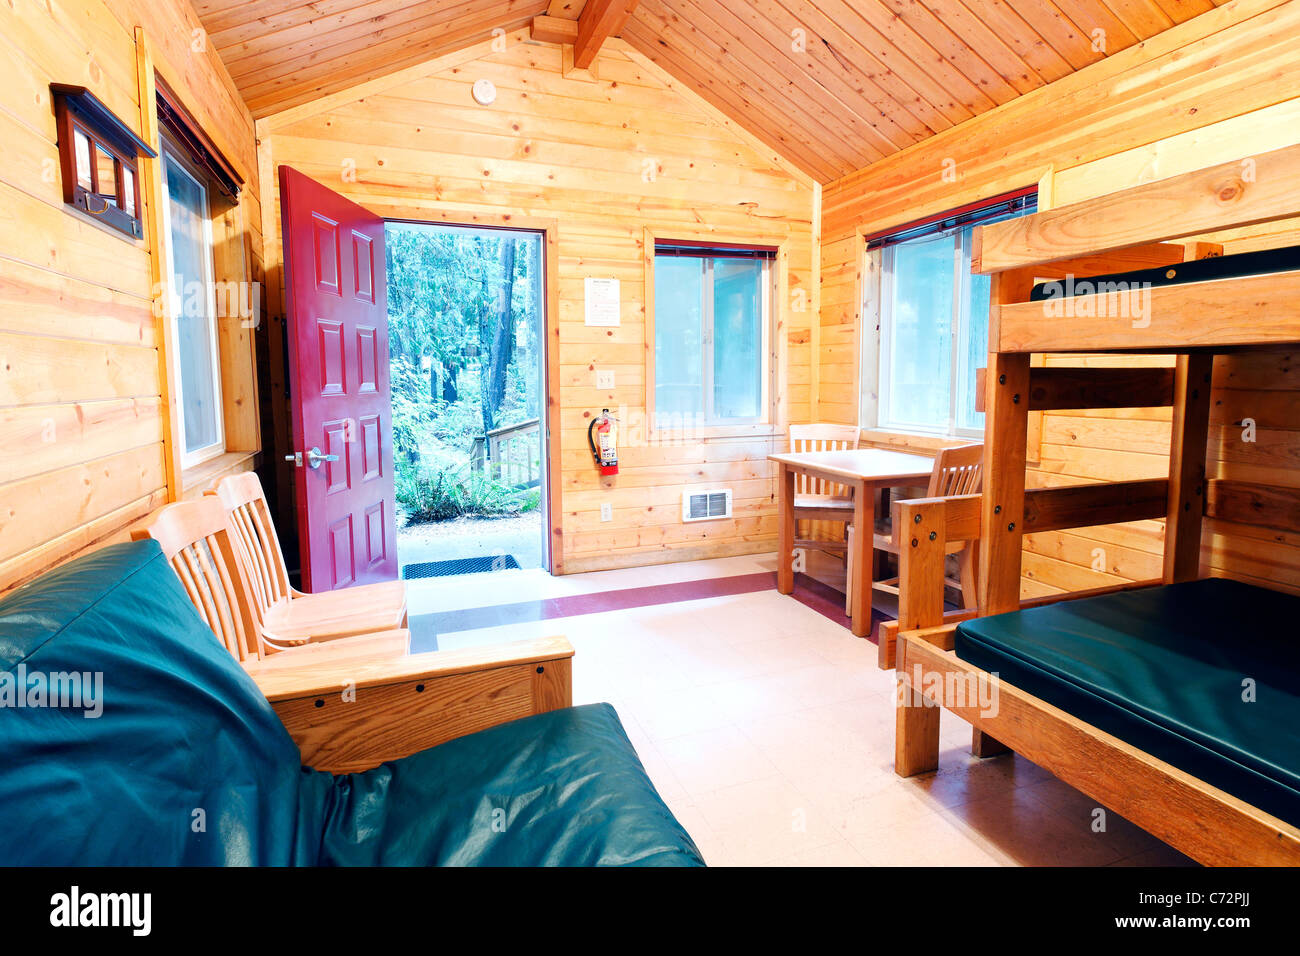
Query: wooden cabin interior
2,0,1299,873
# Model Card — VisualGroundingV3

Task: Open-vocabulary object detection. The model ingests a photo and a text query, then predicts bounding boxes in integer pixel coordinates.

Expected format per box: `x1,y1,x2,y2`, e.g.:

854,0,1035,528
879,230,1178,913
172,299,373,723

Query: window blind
864,187,1037,251
156,75,243,201
655,242,776,260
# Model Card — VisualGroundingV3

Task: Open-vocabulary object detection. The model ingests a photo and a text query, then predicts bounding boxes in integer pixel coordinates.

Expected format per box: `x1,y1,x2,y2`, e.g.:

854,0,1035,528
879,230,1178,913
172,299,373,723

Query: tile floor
407,552,1194,867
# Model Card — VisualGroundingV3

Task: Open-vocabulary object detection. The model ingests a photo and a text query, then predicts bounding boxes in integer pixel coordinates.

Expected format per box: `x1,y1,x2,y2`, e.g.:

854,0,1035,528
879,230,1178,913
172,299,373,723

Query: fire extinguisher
587,408,619,477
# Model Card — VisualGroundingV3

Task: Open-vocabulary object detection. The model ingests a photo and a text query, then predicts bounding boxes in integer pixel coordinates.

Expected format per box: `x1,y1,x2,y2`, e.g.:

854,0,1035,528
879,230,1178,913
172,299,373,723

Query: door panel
279,166,396,590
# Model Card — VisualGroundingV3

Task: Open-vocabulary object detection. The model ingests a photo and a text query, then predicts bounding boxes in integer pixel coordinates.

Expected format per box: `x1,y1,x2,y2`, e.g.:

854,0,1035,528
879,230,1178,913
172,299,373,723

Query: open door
279,166,396,591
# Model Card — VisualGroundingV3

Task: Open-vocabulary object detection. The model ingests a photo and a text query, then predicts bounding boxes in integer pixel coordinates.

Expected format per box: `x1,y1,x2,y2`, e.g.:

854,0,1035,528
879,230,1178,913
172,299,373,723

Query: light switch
596,370,615,390
600,503,613,522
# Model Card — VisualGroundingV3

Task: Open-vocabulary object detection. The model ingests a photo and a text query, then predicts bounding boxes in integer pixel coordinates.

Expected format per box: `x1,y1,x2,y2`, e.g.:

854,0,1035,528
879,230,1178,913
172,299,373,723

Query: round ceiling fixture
472,78,497,106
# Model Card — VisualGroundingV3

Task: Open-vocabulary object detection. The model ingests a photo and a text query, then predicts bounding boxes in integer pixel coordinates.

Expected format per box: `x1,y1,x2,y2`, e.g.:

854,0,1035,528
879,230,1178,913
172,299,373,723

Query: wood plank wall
0,0,262,591
259,31,818,574
817,0,1300,597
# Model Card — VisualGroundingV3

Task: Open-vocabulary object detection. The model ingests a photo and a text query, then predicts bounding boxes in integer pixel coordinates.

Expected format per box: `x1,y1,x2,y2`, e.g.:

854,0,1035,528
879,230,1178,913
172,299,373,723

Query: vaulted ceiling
193,0,1229,181
625,0,1228,181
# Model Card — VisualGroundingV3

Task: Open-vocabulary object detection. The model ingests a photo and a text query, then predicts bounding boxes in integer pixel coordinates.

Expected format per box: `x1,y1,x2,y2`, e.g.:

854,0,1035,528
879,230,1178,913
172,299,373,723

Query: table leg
850,478,872,637
873,488,889,580
777,463,795,594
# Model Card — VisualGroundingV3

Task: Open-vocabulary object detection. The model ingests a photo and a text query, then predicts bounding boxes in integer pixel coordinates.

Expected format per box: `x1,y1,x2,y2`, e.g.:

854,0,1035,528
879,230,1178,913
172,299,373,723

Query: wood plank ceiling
191,0,551,117
194,0,1228,180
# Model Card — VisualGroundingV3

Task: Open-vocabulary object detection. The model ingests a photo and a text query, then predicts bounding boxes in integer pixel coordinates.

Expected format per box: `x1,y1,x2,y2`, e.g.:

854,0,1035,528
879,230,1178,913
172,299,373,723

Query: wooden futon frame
890,143,1300,866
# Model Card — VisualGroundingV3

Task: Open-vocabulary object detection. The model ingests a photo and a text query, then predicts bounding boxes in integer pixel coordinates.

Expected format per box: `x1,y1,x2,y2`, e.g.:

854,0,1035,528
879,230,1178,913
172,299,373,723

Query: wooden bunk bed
891,143,1300,866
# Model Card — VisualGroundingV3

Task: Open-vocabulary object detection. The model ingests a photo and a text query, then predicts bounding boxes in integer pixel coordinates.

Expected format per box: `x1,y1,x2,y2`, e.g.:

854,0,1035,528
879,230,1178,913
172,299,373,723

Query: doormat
401,555,522,579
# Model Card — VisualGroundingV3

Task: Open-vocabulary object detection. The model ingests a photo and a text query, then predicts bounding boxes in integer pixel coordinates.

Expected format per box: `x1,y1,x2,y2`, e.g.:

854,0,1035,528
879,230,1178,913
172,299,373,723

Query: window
152,77,243,473
869,193,1035,438
161,142,224,466
653,244,774,428
52,85,153,240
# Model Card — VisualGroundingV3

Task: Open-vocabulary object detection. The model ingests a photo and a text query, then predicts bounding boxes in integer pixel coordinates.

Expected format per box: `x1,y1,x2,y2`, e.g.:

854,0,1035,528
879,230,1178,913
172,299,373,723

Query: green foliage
395,464,463,523
395,457,538,525
386,222,544,522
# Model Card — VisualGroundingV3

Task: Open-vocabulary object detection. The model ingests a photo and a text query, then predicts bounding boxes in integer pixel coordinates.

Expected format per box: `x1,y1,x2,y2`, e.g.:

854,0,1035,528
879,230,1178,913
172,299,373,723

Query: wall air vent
682,488,732,522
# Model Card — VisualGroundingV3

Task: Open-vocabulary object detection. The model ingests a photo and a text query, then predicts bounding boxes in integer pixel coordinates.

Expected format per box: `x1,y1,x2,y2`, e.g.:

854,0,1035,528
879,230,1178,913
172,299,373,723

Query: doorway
384,221,548,577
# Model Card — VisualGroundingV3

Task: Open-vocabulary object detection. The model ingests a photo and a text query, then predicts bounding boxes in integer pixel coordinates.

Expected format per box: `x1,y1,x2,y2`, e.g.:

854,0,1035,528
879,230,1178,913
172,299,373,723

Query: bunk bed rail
972,143,1300,355
972,141,1300,274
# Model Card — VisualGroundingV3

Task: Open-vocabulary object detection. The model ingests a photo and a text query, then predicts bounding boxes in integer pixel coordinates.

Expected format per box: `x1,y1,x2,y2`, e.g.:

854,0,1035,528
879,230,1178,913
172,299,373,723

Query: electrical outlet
595,369,615,390
600,502,613,522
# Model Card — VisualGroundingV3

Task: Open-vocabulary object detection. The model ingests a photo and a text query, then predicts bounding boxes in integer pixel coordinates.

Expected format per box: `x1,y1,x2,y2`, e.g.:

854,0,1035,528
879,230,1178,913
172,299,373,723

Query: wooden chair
788,424,860,562
209,472,408,648
848,443,983,615
131,497,408,663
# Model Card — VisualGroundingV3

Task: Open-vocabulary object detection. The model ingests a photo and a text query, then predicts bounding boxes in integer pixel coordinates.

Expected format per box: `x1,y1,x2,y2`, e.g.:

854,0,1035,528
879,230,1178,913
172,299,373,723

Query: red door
279,166,396,591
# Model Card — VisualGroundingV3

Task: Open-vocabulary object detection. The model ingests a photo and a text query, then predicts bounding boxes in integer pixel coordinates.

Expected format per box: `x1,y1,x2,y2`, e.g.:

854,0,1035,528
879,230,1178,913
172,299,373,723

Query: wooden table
769,448,935,638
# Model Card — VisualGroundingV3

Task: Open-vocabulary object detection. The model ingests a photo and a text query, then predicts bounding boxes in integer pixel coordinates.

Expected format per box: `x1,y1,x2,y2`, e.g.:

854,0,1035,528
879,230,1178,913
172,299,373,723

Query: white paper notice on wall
584,277,621,327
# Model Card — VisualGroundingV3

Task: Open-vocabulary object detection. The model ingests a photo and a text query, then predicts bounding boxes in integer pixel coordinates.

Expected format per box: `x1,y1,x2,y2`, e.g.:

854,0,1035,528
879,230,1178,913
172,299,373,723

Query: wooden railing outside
471,418,541,488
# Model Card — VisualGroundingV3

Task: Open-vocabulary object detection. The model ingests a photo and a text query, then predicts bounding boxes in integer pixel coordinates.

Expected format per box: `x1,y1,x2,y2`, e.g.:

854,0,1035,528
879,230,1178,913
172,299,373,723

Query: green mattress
954,578,1300,828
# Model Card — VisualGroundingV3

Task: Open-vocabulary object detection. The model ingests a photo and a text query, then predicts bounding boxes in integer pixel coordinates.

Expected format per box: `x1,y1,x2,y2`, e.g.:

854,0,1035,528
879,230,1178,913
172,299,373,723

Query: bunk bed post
1163,353,1214,582
971,727,1010,758
895,682,941,777
893,493,1010,760
967,267,1035,760
895,499,947,632
978,271,1034,615
1162,243,1219,585
893,496,946,775
895,638,942,777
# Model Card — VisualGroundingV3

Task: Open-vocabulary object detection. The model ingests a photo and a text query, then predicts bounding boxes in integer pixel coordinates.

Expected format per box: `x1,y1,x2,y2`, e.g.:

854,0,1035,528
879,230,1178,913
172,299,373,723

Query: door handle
284,448,340,469
306,446,339,470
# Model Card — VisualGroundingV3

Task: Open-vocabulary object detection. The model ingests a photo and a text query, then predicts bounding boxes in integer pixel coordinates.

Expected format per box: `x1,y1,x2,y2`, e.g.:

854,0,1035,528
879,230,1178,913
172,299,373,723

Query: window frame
159,136,226,469
867,193,1035,440
875,224,984,440
52,86,150,240
647,237,779,436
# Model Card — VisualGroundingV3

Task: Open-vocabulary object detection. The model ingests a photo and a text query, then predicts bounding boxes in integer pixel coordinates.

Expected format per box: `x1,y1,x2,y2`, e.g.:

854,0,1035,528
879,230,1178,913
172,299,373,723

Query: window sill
858,428,979,455
181,450,258,496
63,201,147,245
646,422,782,441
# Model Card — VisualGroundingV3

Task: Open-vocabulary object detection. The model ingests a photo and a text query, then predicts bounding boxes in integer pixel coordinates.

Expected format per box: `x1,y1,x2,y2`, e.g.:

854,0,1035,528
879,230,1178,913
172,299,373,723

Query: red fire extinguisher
587,408,619,477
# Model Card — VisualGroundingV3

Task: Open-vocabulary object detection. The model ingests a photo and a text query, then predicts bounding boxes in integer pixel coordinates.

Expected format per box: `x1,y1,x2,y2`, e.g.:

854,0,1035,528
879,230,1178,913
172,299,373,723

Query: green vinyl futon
0,540,703,866
954,577,1300,828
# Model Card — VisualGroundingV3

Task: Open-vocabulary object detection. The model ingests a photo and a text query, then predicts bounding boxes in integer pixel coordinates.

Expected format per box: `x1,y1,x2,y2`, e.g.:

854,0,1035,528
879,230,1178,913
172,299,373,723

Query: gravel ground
398,512,544,570
398,513,539,540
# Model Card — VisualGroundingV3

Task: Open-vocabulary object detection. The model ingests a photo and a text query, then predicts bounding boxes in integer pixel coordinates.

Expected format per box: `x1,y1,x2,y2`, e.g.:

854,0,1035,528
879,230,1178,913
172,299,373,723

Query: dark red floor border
409,571,893,652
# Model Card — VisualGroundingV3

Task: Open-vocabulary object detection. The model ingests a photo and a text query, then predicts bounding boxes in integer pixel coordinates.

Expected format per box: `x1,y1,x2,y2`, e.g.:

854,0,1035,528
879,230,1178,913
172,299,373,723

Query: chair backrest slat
169,553,209,629
196,535,243,653
180,545,221,633
211,473,292,623
927,443,985,499
248,501,289,603
789,424,860,498
229,504,274,612
132,498,263,661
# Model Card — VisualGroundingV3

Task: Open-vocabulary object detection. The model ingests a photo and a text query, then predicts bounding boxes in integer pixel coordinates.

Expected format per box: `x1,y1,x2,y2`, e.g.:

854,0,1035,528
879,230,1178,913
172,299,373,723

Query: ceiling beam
574,0,639,69
531,15,579,44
